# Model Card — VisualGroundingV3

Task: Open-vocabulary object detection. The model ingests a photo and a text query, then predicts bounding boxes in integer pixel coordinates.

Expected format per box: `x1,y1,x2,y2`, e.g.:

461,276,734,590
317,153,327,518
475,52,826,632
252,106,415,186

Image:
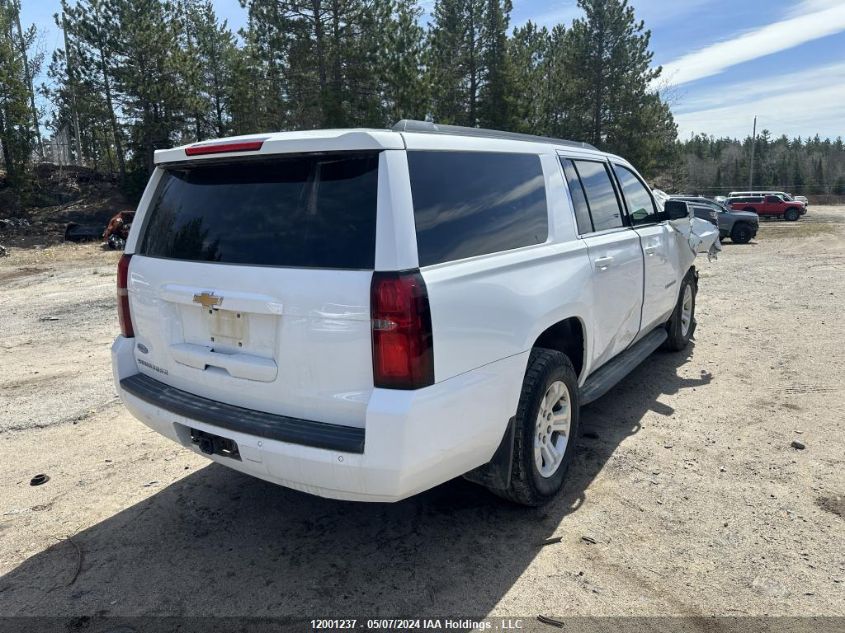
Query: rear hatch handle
170,343,278,382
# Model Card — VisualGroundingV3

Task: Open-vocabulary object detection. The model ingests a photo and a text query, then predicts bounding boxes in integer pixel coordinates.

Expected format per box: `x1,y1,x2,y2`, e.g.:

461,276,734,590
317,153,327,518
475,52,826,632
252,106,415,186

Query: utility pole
749,115,757,190
61,8,84,166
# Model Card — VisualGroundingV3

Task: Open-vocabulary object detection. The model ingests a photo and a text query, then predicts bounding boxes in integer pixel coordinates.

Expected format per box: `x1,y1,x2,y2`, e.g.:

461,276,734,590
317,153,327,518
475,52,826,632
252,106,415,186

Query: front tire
730,222,752,244
784,208,799,221
665,271,696,351
495,349,580,506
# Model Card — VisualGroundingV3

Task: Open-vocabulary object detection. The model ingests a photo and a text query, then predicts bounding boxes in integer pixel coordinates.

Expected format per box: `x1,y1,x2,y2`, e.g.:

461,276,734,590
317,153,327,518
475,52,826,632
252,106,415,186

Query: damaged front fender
652,190,721,264
673,216,722,262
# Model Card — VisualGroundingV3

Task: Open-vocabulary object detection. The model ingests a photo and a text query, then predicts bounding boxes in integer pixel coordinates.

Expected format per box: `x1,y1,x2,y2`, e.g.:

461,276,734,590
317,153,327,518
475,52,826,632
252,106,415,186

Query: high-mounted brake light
117,254,134,338
185,139,266,156
371,271,434,390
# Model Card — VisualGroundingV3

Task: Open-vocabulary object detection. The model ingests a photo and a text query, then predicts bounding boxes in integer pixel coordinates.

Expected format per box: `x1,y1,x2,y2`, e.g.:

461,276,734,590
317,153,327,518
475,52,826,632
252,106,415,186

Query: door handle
594,256,614,270
643,245,658,255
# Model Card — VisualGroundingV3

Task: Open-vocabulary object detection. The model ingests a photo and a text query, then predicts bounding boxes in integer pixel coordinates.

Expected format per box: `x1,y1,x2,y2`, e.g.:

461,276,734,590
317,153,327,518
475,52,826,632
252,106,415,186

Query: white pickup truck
112,121,718,506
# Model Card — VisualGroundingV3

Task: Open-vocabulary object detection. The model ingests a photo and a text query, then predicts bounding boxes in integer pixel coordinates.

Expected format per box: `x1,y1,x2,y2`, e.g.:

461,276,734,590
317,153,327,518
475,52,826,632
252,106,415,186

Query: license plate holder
204,308,248,348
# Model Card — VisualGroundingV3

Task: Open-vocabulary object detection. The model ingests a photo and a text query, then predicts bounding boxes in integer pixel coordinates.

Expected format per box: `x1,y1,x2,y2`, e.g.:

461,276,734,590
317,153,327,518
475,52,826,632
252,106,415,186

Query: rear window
408,151,548,267
139,153,380,269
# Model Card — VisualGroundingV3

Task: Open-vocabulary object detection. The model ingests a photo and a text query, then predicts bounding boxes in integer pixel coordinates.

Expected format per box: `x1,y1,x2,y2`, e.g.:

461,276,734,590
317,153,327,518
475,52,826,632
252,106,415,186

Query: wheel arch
531,316,586,381
673,265,698,309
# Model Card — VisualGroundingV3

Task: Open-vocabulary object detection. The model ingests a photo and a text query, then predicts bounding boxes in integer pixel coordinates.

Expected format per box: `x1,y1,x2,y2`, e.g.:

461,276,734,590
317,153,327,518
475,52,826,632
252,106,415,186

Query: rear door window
139,153,380,269
408,151,548,266
572,160,624,231
561,159,593,234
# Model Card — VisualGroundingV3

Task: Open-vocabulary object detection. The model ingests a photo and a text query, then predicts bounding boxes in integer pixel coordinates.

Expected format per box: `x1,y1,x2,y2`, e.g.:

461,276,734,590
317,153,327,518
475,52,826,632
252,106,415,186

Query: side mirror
664,199,690,221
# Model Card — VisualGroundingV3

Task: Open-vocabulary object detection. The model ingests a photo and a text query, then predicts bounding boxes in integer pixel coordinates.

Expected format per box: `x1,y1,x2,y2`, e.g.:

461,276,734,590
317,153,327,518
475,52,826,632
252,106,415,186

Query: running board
579,328,668,405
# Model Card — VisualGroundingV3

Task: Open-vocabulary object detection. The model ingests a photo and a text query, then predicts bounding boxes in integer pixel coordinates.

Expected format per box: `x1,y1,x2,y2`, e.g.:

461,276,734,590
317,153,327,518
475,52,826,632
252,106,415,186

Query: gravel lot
0,209,843,620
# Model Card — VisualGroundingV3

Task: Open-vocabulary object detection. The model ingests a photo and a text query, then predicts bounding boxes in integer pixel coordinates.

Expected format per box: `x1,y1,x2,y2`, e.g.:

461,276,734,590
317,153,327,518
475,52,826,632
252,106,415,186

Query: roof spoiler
392,119,598,151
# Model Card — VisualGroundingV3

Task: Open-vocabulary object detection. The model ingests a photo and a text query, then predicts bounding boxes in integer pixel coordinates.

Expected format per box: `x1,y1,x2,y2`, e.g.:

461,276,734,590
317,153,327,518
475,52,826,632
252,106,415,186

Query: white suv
112,120,716,506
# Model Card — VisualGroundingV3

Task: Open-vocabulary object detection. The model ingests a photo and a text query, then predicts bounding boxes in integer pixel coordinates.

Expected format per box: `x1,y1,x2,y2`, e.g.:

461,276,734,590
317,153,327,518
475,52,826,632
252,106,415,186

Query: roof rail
391,119,598,151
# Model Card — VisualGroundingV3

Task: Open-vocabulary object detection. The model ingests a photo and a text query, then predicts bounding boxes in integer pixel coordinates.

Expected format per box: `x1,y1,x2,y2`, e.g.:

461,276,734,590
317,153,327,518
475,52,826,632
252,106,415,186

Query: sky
20,0,845,141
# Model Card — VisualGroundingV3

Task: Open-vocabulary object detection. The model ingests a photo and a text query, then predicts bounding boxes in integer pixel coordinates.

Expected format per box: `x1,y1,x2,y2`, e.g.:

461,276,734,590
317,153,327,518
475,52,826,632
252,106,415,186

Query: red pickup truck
727,195,806,221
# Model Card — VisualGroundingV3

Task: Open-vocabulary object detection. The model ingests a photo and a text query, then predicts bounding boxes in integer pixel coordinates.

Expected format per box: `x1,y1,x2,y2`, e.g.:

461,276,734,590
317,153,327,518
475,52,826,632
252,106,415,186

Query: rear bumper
112,337,526,502
120,373,366,454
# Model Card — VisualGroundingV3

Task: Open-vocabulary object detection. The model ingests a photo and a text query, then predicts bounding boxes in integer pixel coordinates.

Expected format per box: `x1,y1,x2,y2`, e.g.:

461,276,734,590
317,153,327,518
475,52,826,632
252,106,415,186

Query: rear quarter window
408,151,548,266
139,152,380,269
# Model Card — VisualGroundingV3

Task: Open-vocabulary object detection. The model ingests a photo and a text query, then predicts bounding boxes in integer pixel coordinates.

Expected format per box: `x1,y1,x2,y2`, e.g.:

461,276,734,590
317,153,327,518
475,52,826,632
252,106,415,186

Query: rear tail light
371,270,434,389
117,254,134,338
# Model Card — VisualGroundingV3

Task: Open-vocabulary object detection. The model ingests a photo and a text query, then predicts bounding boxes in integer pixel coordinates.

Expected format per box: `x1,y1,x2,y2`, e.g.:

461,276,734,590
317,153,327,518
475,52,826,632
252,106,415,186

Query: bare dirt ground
0,210,843,620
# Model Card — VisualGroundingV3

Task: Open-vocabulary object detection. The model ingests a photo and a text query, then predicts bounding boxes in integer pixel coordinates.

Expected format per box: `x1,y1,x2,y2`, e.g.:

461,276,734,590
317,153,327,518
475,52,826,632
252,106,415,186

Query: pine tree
109,0,191,182
239,0,401,129
389,0,428,121
9,0,42,158
236,0,291,131
508,21,549,134
813,157,826,195
175,0,237,138
0,0,36,194
428,0,469,124
478,0,512,129
541,24,581,139
792,160,805,195
564,0,673,172
368,0,427,124
61,0,127,179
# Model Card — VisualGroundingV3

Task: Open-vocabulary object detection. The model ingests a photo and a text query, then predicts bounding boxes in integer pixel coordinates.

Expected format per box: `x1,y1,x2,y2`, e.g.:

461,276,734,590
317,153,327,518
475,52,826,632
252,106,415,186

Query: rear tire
730,223,752,244
664,271,696,352
784,208,799,221
494,348,580,506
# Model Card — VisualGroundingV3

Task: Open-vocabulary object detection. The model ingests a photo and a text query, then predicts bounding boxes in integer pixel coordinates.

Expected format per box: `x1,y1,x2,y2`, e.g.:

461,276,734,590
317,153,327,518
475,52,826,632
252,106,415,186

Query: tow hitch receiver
190,428,241,461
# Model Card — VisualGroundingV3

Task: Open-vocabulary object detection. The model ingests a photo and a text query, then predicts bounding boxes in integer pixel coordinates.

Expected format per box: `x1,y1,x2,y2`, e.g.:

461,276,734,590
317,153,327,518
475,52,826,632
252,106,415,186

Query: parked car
671,196,759,243
728,190,806,213
727,194,805,221
795,195,809,207
111,121,718,506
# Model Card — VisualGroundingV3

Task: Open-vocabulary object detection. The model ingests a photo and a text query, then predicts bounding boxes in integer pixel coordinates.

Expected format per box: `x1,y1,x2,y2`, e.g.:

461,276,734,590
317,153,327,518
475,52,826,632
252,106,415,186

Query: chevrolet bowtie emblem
193,292,223,309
